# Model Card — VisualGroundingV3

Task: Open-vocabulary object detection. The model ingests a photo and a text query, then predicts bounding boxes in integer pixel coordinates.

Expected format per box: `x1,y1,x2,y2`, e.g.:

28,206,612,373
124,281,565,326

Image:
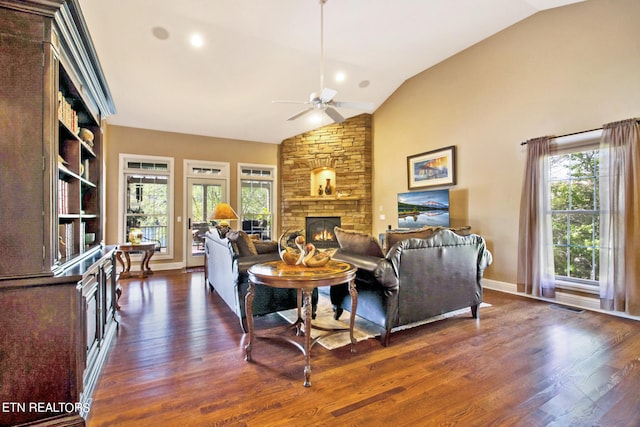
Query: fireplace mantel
288,195,360,202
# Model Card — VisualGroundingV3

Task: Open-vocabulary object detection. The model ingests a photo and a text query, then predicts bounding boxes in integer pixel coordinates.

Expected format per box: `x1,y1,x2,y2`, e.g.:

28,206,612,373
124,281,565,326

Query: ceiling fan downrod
319,0,327,93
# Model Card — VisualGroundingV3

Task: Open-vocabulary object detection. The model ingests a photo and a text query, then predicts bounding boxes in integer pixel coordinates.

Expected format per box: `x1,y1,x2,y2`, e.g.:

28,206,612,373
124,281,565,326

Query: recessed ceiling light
358,80,370,88
151,26,170,40
190,33,204,48
335,71,345,82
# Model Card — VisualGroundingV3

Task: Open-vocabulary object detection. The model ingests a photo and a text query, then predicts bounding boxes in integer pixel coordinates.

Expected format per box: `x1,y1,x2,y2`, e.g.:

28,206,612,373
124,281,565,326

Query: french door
186,177,225,267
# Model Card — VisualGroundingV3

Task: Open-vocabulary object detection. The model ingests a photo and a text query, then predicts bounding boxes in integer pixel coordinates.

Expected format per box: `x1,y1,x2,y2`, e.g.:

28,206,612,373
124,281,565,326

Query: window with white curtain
238,164,276,240
120,154,174,256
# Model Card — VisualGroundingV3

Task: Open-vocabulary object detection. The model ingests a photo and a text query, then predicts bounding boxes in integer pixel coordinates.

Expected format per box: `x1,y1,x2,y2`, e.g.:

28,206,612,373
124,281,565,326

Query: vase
128,227,143,244
324,178,332,195
318,185,323,196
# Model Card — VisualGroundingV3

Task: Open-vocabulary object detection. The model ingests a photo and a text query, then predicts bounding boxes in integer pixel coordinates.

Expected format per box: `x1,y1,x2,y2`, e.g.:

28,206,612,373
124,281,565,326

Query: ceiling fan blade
332,101,374,110
287,107,315,121
319,87,337,103
324,107,345,123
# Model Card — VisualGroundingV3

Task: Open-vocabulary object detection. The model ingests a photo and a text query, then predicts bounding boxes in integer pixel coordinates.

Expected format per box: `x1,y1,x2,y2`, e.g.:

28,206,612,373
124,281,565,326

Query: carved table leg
302,288,313,387
139,250,148,277
244,280,255,362
348,278,358,353
115,250,129,279
123,252,132,277
294,288,303,336
143,248,154,276
115,286,122,310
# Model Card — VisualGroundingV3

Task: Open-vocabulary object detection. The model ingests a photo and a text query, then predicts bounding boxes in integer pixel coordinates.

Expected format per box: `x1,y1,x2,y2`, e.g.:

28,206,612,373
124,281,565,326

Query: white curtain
517,136,556,298
599,119,640,315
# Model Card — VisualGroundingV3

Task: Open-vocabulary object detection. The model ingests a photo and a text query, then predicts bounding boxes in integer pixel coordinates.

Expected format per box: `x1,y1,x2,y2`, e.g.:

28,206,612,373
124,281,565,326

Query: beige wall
372,0,640,283
104,125,278,266
104,0,639,275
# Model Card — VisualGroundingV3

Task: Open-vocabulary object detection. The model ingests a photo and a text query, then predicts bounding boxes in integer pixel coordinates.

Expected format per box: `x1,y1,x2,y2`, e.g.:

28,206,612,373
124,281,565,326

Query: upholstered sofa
331,227,493,346
205,229,313,332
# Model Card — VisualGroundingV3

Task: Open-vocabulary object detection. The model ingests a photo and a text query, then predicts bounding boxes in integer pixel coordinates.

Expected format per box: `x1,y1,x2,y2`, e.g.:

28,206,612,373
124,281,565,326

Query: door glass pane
190,183,222,256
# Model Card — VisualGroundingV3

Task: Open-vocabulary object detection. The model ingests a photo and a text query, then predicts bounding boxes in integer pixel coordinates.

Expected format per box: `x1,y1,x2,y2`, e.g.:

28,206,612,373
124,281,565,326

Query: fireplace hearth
306,217,341,249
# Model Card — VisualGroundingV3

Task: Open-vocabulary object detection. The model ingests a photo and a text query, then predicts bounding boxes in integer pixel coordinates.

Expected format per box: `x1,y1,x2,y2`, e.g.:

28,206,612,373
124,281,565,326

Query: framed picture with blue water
397,189,450,228
407,145,456,190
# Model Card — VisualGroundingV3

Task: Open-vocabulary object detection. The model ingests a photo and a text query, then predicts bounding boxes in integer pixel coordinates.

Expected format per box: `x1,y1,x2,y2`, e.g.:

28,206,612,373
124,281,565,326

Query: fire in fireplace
305,216,341,249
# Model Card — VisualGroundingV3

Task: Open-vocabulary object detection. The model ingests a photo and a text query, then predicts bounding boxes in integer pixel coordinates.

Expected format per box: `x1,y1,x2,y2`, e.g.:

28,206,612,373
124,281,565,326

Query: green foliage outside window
191,184,222,224
125,175,169,251
549,150,599,282
241,180,272,239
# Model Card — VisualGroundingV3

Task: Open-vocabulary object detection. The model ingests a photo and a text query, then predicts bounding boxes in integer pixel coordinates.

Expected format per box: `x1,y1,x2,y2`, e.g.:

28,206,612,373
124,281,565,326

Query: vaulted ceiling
78,0,585,144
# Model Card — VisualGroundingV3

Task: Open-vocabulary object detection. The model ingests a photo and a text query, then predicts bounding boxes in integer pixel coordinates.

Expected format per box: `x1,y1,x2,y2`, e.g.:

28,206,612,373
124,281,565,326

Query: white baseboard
116,261,186,275
149,261,186,271
483,279,640,321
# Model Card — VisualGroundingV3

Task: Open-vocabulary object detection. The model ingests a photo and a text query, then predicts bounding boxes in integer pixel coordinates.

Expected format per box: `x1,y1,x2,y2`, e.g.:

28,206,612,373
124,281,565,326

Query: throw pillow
226,230,258,257
334,227,385,258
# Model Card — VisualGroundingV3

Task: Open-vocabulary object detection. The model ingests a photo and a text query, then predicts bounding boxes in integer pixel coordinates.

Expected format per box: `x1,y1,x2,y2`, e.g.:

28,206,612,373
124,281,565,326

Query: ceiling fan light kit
274,0,373,125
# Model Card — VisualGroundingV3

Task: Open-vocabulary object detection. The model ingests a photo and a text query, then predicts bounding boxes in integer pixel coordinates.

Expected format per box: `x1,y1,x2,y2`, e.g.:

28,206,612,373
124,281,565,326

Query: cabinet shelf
59,120,97,158
80,177,97,188
80,139,97,158
58,163,74,177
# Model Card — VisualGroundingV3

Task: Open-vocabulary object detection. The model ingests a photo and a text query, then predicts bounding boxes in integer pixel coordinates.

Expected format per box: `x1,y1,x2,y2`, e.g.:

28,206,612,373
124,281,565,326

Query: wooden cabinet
0,1,115,425
80,252,118,417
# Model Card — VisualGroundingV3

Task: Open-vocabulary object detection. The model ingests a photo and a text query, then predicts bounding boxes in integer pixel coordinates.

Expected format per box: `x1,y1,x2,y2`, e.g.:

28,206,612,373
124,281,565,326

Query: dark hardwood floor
87,270,640,426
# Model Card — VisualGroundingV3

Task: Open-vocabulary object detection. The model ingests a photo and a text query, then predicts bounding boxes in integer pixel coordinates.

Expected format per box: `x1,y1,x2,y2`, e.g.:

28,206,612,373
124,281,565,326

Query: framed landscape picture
407,145,456,189
398,189,450,228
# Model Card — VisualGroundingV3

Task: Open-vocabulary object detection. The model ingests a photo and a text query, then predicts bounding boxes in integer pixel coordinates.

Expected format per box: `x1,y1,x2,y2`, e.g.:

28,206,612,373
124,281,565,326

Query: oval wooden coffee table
246,259,357,387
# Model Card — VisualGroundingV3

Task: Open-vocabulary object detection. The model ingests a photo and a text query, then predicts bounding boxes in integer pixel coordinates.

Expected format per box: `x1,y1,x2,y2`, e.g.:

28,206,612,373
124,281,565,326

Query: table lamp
209,202,238,237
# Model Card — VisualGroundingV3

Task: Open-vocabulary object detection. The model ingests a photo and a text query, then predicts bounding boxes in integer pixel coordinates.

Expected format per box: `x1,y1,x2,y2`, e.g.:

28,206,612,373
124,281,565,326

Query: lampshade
209,203,238,226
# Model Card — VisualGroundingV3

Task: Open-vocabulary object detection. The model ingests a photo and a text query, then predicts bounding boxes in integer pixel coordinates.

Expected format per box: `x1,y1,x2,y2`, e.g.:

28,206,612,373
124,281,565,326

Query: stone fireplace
279,114,372,236
306,216,341,249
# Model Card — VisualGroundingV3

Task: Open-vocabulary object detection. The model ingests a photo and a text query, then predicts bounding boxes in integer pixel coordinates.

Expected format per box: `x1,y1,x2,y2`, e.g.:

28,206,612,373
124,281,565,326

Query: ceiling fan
274,0,373,124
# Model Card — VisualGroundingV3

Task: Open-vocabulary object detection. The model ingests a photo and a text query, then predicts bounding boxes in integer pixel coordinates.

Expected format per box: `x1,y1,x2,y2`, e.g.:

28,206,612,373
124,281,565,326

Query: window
238,164,276,240
120,155,173,256
548,135,600,290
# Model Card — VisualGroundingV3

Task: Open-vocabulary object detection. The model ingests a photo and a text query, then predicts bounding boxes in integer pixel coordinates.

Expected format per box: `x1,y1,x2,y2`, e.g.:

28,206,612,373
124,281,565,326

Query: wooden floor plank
87,270,640,426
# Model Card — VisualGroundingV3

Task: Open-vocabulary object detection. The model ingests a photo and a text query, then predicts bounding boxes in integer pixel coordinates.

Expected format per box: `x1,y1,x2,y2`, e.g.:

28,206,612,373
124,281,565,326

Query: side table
115,243,155,279
246,259,357,387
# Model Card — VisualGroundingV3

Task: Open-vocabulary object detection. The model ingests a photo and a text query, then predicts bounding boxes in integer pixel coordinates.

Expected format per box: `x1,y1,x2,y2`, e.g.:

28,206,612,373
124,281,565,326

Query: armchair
331,228,492,346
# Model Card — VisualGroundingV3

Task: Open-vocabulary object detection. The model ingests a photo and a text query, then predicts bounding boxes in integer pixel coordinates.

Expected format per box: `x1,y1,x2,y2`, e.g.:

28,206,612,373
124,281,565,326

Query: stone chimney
278,113,373,236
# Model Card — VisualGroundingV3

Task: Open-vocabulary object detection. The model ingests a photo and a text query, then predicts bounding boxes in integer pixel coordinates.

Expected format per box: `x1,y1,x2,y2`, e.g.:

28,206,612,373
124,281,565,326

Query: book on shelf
58,223,74,260
58,224,65,259
58,179,69,215
80,222,85,254
57,91,78,133
66,223,74,259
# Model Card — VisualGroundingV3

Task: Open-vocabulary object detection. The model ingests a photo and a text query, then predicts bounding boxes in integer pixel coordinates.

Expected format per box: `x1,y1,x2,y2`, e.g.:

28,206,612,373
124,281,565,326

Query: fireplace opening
305,217,341,249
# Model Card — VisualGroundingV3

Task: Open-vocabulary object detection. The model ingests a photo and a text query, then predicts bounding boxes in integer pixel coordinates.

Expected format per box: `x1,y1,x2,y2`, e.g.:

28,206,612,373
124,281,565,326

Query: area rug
278,293,491,350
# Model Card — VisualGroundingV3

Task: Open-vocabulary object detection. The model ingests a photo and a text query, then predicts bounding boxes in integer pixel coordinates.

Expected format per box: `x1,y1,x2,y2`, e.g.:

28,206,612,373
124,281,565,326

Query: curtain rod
520,119,640,145
520,127,601,145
